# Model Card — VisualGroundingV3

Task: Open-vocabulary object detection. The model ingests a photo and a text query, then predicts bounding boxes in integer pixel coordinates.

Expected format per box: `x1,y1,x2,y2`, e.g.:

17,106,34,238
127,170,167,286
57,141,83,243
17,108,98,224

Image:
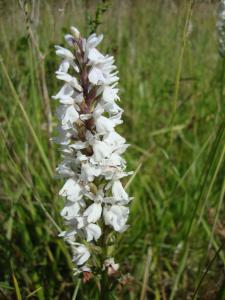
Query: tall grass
0,1,224,299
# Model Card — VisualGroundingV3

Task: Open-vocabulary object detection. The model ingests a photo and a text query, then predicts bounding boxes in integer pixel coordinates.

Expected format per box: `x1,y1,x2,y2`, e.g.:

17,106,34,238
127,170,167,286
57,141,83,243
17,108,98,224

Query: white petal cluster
53,26,132,272
217,0,225,57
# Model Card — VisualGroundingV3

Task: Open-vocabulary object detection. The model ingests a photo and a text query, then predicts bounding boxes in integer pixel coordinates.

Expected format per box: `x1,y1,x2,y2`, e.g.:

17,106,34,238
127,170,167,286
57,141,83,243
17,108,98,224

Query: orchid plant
53,26,132,297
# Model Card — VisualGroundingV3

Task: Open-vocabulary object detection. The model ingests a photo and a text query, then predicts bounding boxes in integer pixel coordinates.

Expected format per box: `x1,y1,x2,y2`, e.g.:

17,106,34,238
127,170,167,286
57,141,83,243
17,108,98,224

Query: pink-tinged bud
82,271,93,283
103,258,120,276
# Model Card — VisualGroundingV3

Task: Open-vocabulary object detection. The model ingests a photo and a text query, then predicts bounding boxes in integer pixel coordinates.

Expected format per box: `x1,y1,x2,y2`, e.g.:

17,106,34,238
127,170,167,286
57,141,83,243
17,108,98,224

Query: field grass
0,0,225,299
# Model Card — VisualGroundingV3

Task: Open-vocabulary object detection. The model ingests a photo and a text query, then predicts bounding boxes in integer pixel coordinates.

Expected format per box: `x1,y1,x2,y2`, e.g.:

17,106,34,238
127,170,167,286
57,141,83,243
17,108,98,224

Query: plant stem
169,0,194,146
99,226,109,300
100,271,109,300
220,59,225,111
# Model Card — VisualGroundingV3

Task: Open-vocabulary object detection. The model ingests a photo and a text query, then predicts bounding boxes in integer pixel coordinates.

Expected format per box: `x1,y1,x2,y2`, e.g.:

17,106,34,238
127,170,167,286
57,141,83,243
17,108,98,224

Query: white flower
58,59,70,73
55,46,79,72
55,45,75,60
60,202,81,220
87,34,103,50
59,178,82,202
56,105,79,129
56,72,82,92
88,66,106,85
101,100,123,114
56,162,75,177
112,180,129,204
103,205,129,232
81,265,91,273
104,131,126,149
106,153,125,166
72,244,90,265
52,84,74,103
92,140,112,161
81,162,101,182
70,141,88,150
88,51,106,84
95,115,115,134
53,127,73,145
103,169,132,182
88,47,105,62
103,86,119,103
85,223,101,241
53,26,132,271
103,257,120,275
87,48,118,86
84,36,104,62
83,203,102,223
94,111,123,134
52,84,83,105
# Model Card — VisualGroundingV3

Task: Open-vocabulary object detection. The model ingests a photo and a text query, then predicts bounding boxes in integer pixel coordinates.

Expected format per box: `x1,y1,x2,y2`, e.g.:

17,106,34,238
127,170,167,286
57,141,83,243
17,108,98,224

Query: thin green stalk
99,229,110,300
198,137,225,223
185,121,225,241
169,245,189,300
169,0,194,143
140,248,152,300
12,273,22,300
192,245,223,299
208,176,225,251
169,120,225,300
219,59,225,113
1,130,61,234
72,279,81,300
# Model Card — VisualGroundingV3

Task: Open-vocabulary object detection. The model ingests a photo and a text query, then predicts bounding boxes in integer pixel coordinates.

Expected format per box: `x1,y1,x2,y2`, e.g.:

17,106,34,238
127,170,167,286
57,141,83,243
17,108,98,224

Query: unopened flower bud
81,266,92,283
70,26,80,39
64,34,75,46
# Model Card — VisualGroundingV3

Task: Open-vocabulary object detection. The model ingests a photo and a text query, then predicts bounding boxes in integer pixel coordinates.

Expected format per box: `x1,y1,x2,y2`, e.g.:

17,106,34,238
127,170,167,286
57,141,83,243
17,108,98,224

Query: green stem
99,226,110,300
169,0,194,146
220,59,225,109
100,271,109,300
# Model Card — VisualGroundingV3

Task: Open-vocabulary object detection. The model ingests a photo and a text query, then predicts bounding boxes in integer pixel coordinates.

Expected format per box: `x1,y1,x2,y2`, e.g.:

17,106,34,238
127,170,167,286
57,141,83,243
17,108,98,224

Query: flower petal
88,67,105,85
85,223,102,241
60,202,81,220
112,180,129,203
92,140,112,161
88,48,104,62
56,72,82,91
84,203,102,223
59,178,82,202
103,86,119,103
72,244,90,266
55,45,74,60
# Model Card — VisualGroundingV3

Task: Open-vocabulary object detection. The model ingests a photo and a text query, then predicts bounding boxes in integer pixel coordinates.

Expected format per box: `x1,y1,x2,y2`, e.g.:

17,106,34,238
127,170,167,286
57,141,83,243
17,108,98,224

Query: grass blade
12,273,22,300
0,57,53,177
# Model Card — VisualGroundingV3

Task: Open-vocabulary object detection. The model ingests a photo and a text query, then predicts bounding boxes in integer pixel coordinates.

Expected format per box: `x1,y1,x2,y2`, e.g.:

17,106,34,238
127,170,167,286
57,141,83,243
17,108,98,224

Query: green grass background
0,0,225,299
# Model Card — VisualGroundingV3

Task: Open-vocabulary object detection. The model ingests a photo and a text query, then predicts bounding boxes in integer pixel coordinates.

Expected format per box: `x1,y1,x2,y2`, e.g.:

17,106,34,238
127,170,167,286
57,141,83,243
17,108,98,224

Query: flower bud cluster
53,27,132,272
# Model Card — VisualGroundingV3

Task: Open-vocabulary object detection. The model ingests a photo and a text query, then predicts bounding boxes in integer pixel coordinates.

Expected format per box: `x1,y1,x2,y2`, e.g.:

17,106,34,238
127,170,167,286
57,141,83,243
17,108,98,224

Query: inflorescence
53,26,132,275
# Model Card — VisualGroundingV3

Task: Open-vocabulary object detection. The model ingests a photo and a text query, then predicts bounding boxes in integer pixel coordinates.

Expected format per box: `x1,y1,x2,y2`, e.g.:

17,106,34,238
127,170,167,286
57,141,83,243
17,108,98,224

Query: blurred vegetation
0,0,225,299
